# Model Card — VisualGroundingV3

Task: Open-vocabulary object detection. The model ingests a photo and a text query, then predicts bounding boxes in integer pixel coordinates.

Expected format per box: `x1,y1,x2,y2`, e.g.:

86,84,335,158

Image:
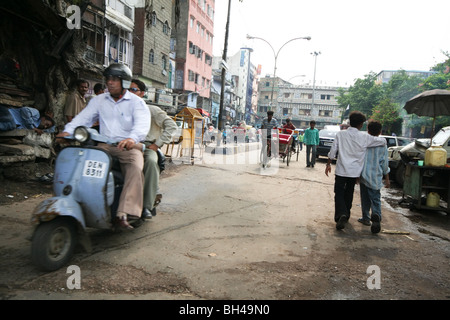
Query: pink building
172,0,214,100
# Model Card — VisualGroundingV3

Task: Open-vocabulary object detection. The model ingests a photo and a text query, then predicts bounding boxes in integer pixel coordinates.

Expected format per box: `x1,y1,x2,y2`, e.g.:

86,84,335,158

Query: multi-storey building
376,70,437,84
257,76,344,129
104,0,135,69
210,57,240,126
171,0,214,111
133,0,178,113
227,49,258,124
133,0,173,90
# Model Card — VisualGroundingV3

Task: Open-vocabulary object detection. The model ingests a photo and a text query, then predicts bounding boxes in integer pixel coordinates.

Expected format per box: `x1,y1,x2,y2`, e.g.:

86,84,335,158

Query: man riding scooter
56,63,150,230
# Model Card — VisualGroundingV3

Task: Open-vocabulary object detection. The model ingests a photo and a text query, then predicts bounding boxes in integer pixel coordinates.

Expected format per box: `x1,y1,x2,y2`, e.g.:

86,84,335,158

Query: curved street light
287,74,306,84
246,35,311,110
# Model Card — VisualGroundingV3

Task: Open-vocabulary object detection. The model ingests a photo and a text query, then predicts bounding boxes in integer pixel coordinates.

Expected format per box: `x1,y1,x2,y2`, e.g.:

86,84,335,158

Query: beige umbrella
404,89,450,138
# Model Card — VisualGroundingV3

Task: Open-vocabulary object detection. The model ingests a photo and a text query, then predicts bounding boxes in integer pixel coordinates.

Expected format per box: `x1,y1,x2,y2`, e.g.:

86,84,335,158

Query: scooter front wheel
31,217,77,272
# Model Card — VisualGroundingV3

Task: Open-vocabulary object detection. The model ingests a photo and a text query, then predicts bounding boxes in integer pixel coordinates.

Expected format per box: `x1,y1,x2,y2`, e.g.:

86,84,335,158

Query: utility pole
311,51,321,116
217,0,232,133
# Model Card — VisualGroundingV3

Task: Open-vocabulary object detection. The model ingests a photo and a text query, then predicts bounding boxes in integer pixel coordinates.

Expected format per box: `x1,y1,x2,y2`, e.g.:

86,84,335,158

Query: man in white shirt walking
325,111,386,230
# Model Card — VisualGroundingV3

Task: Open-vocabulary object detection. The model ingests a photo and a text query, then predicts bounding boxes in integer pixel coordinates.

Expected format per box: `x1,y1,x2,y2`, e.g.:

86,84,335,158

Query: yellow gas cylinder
426,192,440,207
424,146,447,166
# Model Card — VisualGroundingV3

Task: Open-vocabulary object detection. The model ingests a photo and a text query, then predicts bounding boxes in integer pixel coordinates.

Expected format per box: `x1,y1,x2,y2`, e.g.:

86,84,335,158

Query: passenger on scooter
128,79,177,219
56,63,151,230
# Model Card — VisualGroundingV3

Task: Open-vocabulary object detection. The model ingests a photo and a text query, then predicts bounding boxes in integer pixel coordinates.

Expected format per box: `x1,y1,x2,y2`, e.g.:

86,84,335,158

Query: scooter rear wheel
31,218,77,272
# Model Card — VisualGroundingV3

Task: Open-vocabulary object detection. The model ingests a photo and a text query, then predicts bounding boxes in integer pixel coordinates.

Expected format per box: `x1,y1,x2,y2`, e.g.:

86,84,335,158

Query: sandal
153,194,162,207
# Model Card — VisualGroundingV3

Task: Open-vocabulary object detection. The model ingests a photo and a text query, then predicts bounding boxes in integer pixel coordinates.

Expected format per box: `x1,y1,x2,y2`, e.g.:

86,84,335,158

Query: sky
212,0,450,87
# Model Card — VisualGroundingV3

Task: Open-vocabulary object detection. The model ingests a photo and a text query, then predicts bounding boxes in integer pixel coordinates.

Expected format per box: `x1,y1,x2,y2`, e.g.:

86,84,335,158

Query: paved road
1,143,449,305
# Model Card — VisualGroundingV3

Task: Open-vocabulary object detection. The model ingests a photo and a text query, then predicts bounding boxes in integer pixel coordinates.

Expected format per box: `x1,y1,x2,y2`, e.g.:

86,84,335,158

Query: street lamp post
246,35,311,111
311,51,321,116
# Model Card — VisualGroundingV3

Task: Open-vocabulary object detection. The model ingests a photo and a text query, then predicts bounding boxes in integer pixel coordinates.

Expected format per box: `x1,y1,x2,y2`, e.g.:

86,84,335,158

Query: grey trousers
143,148,160,211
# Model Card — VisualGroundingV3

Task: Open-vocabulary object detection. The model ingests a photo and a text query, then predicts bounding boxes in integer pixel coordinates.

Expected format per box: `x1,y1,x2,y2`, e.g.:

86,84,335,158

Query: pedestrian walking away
325,111,386,230
358,120,390,233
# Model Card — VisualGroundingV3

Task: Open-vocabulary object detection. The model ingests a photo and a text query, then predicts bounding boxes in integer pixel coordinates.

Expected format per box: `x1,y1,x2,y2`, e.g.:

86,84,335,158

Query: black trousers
334,175,357,222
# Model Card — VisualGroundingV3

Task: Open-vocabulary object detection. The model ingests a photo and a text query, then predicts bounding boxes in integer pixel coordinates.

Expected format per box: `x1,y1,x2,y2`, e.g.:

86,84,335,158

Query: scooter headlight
74,126,90,143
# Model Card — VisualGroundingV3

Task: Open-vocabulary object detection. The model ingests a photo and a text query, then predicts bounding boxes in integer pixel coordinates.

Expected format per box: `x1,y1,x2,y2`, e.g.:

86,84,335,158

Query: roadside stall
165,107,204,165
401,89,450,214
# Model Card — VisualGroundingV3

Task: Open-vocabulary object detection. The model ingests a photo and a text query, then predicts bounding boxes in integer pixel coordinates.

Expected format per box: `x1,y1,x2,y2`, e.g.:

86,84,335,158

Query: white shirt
328,127,386,178
64,91,150,143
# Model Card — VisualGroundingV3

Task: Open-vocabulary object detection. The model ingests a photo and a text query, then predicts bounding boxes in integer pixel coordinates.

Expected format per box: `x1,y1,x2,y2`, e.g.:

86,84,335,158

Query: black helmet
103,63,132,89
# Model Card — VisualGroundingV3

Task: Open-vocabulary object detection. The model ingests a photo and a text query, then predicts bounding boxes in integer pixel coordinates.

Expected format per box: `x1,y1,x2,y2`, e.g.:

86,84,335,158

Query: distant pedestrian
261,110,279,157
64,79,89,123
358,120,390,233
304,120,319,167
325,111,386,230
93,83,105,95
298,131,304,151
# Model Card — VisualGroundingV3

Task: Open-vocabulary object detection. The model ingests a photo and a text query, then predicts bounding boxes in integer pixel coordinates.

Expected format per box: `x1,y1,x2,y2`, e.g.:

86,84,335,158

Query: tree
336,72,384,117
383,70,422,105
369,98,402,134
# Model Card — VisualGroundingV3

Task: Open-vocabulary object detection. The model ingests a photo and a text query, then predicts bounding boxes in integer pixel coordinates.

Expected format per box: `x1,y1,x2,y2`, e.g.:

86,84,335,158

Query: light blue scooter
30,126,144,271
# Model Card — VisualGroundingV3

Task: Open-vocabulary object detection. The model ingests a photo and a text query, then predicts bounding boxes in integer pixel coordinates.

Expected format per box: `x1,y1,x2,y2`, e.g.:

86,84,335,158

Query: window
189,42,194,54
162,55,167,70
196,22,200,33
151,12,157,26
188,70,195,81
163,21,169,35
190,16,194,28
205,54,212,66
149,49,154,64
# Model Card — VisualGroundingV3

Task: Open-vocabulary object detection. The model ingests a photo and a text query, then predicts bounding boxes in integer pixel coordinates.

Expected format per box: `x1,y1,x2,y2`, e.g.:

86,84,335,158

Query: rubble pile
0,129,55,181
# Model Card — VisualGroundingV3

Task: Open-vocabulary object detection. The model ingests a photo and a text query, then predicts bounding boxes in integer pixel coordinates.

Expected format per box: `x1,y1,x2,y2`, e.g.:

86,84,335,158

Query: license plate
324,142,333,146
82,160,107,179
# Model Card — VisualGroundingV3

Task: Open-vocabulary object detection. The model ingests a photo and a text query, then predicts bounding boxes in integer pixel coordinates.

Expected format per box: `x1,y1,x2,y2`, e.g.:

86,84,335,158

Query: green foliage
337,55,450,134
369,98,401,134
383,70,422,105
336,72,384,117
419,72,450,91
